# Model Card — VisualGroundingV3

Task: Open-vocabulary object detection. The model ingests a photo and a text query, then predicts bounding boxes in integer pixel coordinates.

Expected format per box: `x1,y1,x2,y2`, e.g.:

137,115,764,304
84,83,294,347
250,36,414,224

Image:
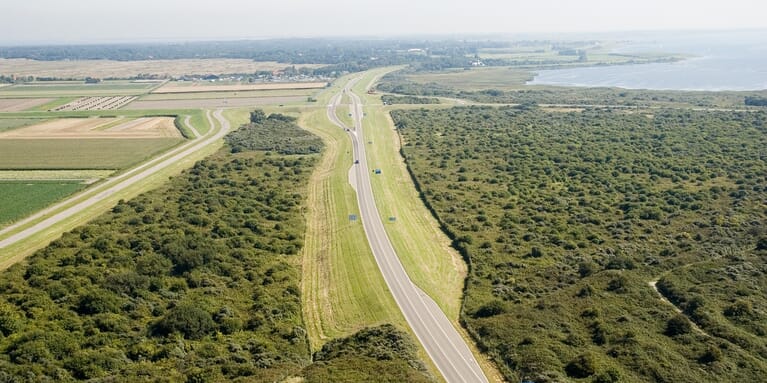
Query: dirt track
0,117,181,139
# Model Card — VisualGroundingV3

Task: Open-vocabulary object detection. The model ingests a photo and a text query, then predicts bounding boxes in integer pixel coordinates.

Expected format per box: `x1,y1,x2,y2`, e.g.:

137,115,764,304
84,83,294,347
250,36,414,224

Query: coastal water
528,30,767,91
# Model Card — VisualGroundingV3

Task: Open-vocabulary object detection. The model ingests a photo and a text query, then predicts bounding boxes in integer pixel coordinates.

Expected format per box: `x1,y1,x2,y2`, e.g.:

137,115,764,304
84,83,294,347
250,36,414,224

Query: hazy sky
2,0,766,44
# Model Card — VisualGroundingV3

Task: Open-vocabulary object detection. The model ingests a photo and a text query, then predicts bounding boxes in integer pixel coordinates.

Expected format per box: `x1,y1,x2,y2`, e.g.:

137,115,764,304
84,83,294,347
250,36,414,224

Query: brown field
53,96,137,111
0,98,55,112
123,96,306,110
0,58,323,79
152,81,328,94
0,117,181,139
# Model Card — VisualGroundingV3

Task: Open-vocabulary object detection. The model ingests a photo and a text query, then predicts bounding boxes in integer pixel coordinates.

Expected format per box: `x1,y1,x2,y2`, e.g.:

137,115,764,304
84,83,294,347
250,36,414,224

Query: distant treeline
1,39,689,78
378,71,767,109
0,39,512,76
381,95,440,105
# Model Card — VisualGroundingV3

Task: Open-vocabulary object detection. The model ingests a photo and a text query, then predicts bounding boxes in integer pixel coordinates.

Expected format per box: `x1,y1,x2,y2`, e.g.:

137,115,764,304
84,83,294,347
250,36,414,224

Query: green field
0,181,85,225
0,81,156,97
406,67,534,91
0,138,183,169
140,88,317,101
0,118,47,133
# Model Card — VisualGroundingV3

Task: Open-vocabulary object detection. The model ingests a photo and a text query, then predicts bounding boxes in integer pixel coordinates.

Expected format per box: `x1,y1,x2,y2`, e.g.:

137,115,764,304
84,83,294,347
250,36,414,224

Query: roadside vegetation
0,111,430,382
391,105,767,382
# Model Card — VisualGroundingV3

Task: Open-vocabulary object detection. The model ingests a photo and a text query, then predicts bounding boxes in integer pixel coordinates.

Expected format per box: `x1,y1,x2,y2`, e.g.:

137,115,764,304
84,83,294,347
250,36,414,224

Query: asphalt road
0,109,230,256
327,80,488,383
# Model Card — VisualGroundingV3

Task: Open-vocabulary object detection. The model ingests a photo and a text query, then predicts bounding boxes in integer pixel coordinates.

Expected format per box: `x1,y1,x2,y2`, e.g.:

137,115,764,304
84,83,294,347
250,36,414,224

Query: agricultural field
123,96,307,110
139,88,318,101
152,80,327,94
52,96,137,111
391,106,767,382
405,67,534,91
0,118,47,133
0,181,86,225
0,81,156,97
0,117,181,139
0,58,323,79
0,98,54,112
0,138,182,169
0,170,113,182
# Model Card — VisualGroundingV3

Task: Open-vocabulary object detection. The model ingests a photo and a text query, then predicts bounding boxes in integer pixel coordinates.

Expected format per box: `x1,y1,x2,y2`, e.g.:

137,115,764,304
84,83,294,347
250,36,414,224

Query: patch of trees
225,110,323,155
745,96,767,106
381,95,440,105
392,106,767,382
303,324,432,383
0,141,316,380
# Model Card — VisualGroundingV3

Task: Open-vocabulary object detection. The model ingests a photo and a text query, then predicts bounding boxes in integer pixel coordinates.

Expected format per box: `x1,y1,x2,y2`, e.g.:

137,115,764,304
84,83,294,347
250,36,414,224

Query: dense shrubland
381,95,440,105
0,113,430,382
392,106,767,382
225,110,322,155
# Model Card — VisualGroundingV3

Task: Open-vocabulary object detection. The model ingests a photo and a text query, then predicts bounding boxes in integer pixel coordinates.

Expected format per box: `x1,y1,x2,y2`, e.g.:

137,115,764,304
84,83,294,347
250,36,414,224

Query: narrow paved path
328,79,488,383
0,110,230,255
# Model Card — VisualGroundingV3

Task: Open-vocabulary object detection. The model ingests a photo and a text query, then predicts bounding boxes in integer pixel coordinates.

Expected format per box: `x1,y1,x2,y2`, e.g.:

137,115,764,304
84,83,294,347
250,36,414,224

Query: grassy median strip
299,94,405,350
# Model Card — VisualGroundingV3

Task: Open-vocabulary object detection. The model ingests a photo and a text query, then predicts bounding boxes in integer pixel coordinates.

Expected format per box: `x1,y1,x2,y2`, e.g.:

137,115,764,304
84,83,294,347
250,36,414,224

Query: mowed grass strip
299,105,404,351
353,69,506,381
0,138,183,169
406,66,534,91
0,181,85,225
352,69,468,319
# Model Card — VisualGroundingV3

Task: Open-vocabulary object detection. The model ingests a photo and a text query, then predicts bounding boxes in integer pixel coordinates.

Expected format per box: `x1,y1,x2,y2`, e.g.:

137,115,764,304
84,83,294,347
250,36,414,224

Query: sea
528,30,767,91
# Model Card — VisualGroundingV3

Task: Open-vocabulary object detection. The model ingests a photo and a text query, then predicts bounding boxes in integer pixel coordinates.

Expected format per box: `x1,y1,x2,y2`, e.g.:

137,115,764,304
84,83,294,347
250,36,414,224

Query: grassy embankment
298,75,406,351
351,69,505,381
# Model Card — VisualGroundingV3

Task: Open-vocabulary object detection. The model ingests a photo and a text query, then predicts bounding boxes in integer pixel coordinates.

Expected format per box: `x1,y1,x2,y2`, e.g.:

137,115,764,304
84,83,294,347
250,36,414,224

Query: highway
0,110,231,259
327,79,489,383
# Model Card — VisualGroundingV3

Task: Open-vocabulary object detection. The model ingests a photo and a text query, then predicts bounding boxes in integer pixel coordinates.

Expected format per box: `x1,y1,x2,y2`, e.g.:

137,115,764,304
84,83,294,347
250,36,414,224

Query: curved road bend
0,110,231,252
327,80,488,383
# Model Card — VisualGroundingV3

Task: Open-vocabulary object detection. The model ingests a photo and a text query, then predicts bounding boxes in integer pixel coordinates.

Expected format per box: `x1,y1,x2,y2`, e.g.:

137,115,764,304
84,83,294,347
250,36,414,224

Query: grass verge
352,68,506,382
